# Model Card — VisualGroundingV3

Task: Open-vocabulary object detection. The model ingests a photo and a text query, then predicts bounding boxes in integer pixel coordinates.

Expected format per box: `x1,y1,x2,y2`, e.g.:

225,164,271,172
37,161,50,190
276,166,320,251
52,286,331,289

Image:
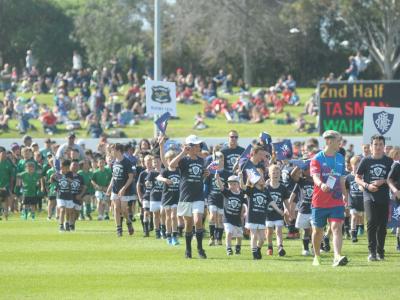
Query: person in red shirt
310,130,348,267
40,110,57,134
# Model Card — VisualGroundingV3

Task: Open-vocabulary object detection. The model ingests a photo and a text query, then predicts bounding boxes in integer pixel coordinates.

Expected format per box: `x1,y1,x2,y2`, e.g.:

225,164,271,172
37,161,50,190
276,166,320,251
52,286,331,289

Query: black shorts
23,196,38,205
48,196,56,201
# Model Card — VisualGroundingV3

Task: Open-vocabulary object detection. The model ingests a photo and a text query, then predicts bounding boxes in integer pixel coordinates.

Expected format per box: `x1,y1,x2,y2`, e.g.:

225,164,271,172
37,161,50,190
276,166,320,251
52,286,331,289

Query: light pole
153,0,162,137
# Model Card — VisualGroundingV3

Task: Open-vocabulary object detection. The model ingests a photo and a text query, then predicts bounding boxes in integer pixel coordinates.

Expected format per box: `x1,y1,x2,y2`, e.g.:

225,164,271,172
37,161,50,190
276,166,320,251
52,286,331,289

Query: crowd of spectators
0,49,319,136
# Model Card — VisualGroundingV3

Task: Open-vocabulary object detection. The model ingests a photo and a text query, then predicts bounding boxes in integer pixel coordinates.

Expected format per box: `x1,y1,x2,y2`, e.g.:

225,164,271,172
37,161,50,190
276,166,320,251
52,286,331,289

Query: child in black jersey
345,156,364,243
265,165,291,257
244,169,283,260
215,172,246,256
290,161,314,256
158,138,181,246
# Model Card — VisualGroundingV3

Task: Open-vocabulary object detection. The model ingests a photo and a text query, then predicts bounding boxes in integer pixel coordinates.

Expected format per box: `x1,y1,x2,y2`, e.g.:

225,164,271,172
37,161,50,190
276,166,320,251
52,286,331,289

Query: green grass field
1,212,399,299
1,87,317,138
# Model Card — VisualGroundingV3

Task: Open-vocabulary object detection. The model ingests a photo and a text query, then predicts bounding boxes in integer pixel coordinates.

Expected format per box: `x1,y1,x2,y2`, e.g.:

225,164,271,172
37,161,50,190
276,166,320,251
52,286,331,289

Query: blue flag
246,166,261,185
259,132,272,144
273,139,293,161
238,144,252,170
289,159,310,170
154,112,171,134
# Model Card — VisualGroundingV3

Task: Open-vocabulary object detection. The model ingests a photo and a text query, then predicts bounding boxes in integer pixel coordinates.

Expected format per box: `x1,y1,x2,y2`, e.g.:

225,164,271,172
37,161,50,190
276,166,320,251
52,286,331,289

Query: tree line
0,0,399,86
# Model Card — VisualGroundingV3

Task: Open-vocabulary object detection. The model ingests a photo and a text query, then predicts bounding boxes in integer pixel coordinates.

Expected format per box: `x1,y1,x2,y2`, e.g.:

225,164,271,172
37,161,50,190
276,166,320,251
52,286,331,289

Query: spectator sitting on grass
203,103,216,119
193,112,208,130
237,78,249,92
40,108,57,135
117,107,134,127
295,114,307,132
87,115,103,138
177,86,195,104
284,74,296,91
0,112,10,131
202,82,217,102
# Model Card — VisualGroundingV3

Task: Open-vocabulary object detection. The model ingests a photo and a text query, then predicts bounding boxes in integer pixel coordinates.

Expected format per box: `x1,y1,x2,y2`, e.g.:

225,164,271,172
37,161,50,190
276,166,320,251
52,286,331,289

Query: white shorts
161,204,178,210
150,201,161,212
350,209,364,216
245,223,265,230
295,213,312,229
142,200,150,209
57,199,74,209
110,192,131,202
177,201,205,217
224,223,243,238
265,220,285,228
125,195,136,202
208,205,224,215
95,191,107,201
74,203,82,211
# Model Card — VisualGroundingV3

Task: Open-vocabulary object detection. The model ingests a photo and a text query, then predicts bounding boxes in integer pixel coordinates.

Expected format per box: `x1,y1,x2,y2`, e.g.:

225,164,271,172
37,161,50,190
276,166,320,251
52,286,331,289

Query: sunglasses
229,136,238,139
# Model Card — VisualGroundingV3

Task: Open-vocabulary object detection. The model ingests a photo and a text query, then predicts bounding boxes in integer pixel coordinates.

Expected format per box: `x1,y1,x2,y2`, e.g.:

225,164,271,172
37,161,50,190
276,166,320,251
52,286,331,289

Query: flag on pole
273,139,293,161
237,144,252,170
259,132,272,144
246,167,261,185
289,159,310,170
207,160,220,174
154,112,171,134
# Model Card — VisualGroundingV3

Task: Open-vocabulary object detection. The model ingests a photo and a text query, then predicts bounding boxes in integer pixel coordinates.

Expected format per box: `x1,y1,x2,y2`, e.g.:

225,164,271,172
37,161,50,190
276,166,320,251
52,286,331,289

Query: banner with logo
363,106,400,146
318,81,400,135
145,80,177,116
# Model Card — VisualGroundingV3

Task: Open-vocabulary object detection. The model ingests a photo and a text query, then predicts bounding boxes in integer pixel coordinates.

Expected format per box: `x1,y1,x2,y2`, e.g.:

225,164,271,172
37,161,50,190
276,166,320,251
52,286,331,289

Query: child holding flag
205,151,228,246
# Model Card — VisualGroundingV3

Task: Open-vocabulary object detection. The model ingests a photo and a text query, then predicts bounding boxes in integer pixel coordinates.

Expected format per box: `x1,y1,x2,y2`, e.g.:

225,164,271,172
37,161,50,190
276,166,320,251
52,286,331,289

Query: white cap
185,135,202,145
227,175,240,182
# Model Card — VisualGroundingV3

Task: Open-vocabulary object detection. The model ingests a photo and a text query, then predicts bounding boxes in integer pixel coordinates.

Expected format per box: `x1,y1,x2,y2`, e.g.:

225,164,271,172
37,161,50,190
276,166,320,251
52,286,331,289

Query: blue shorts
311,206,345,228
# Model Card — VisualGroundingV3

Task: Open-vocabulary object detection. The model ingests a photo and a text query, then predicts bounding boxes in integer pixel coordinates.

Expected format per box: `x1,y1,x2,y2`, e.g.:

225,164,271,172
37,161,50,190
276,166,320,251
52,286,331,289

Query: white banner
363,106,400,146
145,80,177,116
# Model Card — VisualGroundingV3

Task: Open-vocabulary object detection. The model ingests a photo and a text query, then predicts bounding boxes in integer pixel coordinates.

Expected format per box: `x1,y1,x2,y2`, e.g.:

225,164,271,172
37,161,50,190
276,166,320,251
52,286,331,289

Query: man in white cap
170,135,209,259
310,130,348,267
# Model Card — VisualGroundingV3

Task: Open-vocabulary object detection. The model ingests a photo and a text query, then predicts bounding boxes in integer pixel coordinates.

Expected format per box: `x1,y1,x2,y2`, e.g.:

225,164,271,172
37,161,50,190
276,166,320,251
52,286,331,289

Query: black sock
252,247,258,259
235,244,241,252
268,244,273,250
166,232,171,238
227,247,233,254
172,231,178,238
192,226,195,235
303,237,310,251
344,216,350,234
120,216,124,225
218,228,224,240
360,224,364,231
178,225,184,236
397,236,400,246
140,213,144,227
128,213,133,223
117,225,122,232
161,224,166,235
185,232,193,252
209,224,216,239
351,229,357,238
215,227,220,240
144,221,149,233
196,229,204,250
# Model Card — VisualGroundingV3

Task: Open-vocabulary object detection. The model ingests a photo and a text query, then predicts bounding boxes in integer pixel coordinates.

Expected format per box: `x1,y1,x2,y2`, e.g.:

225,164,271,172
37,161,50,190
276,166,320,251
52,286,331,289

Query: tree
169,0,286,85
333,0,400,79
73,0,144,68
0,0,76,71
